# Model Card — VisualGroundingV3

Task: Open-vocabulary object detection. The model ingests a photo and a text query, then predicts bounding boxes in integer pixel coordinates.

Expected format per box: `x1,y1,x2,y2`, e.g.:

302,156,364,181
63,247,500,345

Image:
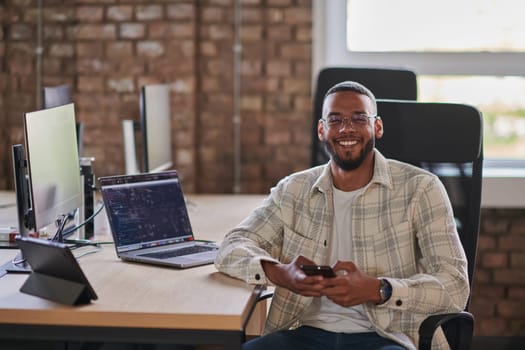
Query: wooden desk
0,194,267,349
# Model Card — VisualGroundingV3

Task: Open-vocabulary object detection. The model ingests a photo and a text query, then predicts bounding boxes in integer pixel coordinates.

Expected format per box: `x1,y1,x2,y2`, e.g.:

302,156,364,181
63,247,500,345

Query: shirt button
396,299,402,306
255,273,261,280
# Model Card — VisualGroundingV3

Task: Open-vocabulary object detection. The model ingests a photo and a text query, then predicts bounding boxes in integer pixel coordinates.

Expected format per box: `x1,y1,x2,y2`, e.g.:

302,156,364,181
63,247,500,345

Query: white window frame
312,0,525,208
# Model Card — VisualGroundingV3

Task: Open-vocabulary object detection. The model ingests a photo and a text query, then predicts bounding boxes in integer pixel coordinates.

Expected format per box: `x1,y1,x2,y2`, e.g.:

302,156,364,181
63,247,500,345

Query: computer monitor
24,103,83,239
42,84,84,157
122,84,173,174
140,83,173,173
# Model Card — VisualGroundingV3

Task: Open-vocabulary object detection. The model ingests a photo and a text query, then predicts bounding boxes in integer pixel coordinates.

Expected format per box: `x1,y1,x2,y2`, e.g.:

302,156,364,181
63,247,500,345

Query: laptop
99,170,218,268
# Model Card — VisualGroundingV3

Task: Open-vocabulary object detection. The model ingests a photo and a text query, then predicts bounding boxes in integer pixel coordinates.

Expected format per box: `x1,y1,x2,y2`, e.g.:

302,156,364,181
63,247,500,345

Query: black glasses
321,113,378,130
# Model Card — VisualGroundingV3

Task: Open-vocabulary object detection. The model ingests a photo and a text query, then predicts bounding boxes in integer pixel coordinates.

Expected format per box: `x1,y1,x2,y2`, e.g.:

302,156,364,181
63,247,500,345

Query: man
215,81,469,350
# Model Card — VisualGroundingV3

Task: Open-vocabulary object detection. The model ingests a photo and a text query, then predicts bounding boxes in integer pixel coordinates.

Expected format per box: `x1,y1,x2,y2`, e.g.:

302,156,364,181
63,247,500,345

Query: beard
323,138,375,171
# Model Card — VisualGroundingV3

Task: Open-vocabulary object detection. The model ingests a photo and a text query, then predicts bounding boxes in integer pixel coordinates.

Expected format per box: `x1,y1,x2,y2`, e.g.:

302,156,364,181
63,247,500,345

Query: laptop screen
100,172,194,252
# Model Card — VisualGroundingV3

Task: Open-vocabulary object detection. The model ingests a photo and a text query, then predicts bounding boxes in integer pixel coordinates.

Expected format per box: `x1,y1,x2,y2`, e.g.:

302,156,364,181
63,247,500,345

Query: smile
337,140,358,147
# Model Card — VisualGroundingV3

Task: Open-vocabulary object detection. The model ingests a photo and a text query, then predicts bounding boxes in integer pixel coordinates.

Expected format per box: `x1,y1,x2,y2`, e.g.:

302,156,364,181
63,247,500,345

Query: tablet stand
16,237,98,305
20,271,93,305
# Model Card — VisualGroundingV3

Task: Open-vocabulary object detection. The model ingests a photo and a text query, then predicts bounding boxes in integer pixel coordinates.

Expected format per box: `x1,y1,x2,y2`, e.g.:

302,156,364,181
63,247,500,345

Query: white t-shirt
300,186,374,333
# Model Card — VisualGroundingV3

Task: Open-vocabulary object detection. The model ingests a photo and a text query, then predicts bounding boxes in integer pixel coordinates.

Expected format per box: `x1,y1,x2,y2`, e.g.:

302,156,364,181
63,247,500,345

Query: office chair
375,99,483,350
42,84,84,157
312,66,418,166
250,100,482,350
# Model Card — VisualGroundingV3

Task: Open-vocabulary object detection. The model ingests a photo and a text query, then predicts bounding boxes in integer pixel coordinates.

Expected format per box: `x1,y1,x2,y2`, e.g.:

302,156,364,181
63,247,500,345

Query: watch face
380,279,392,303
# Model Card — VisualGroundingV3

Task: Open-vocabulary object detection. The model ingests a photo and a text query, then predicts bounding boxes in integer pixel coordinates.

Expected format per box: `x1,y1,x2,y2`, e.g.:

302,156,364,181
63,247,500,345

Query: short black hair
324,81,377,111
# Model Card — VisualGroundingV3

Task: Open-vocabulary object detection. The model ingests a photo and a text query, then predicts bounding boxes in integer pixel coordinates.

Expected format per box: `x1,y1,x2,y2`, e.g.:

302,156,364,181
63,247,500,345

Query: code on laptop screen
102,178,193,250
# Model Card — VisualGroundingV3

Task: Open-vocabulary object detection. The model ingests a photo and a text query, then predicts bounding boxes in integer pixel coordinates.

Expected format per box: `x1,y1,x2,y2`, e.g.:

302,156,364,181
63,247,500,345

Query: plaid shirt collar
310,149,394,196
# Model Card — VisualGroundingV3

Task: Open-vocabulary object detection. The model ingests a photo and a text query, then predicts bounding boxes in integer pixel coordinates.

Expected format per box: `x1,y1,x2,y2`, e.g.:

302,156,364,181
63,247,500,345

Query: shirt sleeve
377,175,470,315
214,185,285,285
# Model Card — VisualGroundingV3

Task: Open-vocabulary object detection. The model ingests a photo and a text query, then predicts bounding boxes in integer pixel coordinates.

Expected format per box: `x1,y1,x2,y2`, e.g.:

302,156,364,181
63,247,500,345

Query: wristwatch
379,278,392,304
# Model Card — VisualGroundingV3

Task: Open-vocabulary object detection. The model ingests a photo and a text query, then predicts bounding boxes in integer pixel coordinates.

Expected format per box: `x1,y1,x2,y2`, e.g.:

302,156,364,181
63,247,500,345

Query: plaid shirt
215,150,469,350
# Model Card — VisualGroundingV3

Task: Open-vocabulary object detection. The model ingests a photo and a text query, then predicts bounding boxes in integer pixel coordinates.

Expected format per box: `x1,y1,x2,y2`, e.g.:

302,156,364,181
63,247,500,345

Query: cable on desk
61,201,105,238
73,244,102,259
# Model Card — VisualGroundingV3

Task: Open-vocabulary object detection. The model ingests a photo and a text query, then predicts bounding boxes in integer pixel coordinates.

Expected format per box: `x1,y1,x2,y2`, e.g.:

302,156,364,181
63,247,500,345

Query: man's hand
320,261,382,307
261,255,327,297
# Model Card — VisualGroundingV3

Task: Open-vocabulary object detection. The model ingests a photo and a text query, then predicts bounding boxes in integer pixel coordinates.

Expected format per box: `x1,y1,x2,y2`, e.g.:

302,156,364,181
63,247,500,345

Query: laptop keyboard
139,245,217,260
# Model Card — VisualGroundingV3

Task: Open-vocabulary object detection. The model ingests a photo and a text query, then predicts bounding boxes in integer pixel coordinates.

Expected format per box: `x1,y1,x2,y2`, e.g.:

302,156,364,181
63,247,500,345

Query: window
346,0,525,53
313,0,525,207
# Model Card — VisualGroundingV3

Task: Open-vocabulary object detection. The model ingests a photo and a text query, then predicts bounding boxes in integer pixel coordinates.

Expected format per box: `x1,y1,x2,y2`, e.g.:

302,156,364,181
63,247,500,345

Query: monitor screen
41,84,84,157
140,84,173,173
24,103,83,234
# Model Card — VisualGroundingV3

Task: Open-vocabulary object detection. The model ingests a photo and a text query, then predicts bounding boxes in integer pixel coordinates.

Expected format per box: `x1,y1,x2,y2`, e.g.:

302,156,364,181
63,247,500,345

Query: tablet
16,236,98,304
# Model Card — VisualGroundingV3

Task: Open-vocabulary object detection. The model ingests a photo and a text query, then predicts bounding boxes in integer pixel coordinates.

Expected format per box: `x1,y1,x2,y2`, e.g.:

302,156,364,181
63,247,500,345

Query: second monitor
123,84,173,174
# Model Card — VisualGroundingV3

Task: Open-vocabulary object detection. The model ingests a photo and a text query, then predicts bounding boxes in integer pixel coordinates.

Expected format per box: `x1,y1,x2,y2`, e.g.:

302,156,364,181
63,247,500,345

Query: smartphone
300,264,336,278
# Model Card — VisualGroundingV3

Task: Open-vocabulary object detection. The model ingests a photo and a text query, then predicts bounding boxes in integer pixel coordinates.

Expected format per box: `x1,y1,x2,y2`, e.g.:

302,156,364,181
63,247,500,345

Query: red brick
280,42,311,59
149,23,193,39
107,78,135,93
476,318,507,336
75,24,116,40
242,8,265,23
166,4,195,21
283,8,311,24
265,130,291,145
240,95,263,111
44,25,65,40
472,284,505,298
508,319,525,334
282,78,310,94
473,269,491,284
296,25,311,41
482,252,509,268
267,0,292,6
500,235,525,252
9,24,32,40
76,42,104,58
77,76,104,92
508,286,525,299
482,216,509,234
477,235,497,251
494,269,525,285
510,217,525,234
120,23,145,39
76,6,103,22
136,5,163,21
107,6,133,22
266,8,284,23
241,25,263,41
136,41,165,57
265,95,292,112
498,300,525,318
511,253,525,267
266,61,291,77
202,7,227,22
106,42,133,58
49,43,75,58
267,25,292,40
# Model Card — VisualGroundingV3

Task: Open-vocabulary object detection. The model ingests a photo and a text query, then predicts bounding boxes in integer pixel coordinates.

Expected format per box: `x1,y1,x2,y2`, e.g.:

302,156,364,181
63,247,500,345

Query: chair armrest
418,311,474,350
258,290,274,301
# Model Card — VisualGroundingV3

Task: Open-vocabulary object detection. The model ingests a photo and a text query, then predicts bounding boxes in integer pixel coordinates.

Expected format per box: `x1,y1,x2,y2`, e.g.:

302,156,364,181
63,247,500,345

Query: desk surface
0,193,267,342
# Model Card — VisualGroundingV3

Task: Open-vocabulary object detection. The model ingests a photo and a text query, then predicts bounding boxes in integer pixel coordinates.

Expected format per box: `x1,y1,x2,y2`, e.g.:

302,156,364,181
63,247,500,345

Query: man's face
318,90,382,171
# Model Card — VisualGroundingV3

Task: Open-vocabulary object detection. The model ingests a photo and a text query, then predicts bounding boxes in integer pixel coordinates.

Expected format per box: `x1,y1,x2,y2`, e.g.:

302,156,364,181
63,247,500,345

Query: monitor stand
3,251,31,273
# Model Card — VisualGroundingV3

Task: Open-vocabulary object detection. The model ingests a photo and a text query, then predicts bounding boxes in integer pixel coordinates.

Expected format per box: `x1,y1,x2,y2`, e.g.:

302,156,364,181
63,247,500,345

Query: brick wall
472,209,525,337
0,0,312,194
0,0,523,341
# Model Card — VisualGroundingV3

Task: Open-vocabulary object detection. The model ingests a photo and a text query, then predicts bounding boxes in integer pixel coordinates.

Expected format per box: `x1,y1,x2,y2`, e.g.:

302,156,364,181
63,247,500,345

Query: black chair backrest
42,84,72,109
312,67,418,166
376,99,483,298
